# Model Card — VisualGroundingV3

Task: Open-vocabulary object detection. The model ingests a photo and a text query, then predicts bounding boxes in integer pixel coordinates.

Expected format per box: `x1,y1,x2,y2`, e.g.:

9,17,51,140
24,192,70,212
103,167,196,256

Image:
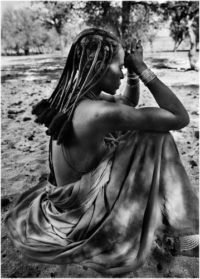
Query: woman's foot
164,235,199,257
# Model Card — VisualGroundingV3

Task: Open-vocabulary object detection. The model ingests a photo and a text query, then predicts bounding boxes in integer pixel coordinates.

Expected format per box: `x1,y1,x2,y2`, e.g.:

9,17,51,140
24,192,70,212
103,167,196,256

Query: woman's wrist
124,78,140,107
134,62,148,75
127,72,139,87
127,62,147,76
127,64,157,87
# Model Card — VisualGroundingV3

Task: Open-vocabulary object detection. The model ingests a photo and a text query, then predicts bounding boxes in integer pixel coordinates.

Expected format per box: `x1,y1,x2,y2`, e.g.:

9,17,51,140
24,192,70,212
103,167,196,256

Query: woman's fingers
136,40,142,49
125,38,142,54
130,39,143,53
130,38,137,53
124,38,144,72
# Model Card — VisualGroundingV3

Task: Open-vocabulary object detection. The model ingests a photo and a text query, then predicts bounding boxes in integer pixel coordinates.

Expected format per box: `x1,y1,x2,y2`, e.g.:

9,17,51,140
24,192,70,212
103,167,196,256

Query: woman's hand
124,39,147,75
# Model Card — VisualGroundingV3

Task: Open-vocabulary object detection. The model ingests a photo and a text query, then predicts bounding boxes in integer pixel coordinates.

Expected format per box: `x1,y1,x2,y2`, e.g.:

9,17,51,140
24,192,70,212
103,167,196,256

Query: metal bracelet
127,72,138,78
128,76,139,81
139,68,156,86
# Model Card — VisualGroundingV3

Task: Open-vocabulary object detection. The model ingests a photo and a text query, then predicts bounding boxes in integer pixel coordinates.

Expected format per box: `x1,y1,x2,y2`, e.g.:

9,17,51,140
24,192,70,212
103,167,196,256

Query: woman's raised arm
123,39,190,129
88,40,189,136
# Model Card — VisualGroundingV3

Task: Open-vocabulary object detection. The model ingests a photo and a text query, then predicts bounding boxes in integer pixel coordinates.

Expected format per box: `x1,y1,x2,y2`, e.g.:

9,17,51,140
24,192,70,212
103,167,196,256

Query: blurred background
1,0,199,69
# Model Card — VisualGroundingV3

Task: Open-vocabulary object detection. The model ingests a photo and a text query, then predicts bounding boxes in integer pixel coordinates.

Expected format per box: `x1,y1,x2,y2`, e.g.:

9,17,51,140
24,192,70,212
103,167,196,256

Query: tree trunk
187,18,198,70
54,19,65,54
173,38,183,52
24,48,29,55
121,1,132,46
60,34,65,54
24,42,30,55
15,44,20,56
149,40,154,52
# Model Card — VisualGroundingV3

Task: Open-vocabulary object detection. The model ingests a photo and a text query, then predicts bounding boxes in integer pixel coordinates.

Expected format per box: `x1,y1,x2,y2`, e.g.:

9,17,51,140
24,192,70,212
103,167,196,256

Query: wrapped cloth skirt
5,131,199,275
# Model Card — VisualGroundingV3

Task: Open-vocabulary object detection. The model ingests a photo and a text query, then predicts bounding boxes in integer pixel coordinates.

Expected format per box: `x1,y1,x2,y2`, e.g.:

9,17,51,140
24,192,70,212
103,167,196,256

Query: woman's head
96,46,124,95
74,30,122,91
32,28,123,143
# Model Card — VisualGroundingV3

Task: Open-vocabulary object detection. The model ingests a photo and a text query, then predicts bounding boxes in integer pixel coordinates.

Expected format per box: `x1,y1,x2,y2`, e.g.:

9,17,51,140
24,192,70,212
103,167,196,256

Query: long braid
56,45,79,110
45,43,86,138
56,39,104,143
83,43,114,95
32,28,120,144
32,45,76,125
44,45,80,134
62,41,114,115
65,39,102,115
60,41,88,112
58,42,109,120
49,43,77,105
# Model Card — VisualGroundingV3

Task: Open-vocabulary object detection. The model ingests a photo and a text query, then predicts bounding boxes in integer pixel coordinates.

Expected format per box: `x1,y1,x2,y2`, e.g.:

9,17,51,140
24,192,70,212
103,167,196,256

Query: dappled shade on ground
1,51,199,278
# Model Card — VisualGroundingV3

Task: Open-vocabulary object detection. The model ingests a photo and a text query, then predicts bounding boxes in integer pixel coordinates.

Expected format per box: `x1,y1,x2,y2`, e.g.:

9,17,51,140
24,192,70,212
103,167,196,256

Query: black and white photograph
1,0,199,278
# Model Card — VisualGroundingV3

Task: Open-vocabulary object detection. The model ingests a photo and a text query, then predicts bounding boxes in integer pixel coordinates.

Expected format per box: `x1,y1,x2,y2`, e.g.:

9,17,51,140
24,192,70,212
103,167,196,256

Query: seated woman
5,28,199,276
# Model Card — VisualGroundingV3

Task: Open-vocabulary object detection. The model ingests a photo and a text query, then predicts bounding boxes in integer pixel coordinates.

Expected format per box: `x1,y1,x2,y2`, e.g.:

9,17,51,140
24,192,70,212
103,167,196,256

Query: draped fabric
5,131,198,276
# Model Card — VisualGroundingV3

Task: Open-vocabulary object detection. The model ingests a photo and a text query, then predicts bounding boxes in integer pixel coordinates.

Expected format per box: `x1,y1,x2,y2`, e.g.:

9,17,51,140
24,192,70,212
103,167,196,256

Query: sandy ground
1,50,199,278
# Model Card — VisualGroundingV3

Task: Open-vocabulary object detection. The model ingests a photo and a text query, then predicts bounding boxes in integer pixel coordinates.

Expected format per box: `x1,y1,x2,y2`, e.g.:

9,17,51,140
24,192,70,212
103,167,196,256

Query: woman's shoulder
73,98,128,140
74,98,120,125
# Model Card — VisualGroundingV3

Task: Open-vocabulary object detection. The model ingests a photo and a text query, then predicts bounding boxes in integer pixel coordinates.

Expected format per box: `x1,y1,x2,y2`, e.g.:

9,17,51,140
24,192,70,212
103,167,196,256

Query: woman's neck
86,88,101,100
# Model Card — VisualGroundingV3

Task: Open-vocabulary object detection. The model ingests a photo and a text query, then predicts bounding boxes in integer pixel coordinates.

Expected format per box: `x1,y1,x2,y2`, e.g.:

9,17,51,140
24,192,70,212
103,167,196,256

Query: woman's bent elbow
183,112,190,127
177,113,190,129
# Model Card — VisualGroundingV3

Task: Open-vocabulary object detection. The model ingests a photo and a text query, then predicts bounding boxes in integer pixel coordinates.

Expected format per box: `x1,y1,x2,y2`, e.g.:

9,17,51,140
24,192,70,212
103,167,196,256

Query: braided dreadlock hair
32,28,121,144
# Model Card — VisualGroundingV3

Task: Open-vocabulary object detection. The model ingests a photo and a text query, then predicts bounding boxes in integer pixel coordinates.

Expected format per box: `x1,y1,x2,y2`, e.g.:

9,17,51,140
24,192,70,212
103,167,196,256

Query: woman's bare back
52,99,108,186
52,86,190,187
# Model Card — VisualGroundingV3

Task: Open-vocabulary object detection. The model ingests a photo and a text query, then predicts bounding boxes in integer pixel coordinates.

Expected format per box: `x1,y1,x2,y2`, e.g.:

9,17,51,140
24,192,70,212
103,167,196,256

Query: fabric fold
5,131,199,275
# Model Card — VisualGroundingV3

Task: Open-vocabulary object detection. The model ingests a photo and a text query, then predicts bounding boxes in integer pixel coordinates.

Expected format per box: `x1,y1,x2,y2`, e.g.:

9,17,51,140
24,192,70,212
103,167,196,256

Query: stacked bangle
127,72,138,78
139,68,156,86
127,82,139,88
